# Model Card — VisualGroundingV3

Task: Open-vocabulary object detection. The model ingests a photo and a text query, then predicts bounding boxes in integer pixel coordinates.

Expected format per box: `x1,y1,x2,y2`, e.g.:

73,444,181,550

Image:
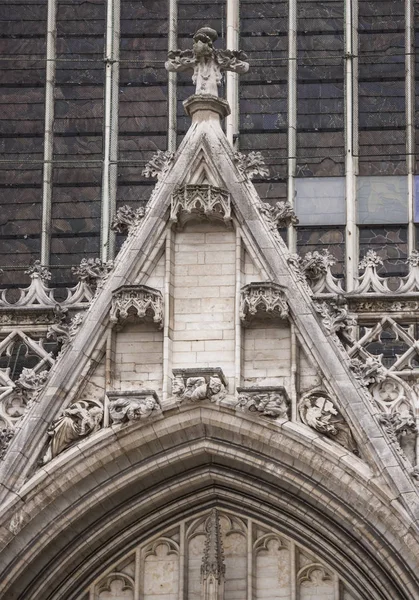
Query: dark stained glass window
0,1,46,285
117,0,169,230
297,226,345,277
358,0,406,176
239,0,287,204
359,225,408,277
296,0,345,177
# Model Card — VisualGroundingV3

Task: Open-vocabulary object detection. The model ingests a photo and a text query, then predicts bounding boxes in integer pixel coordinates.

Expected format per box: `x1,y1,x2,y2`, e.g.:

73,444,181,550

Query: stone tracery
80,509,360,600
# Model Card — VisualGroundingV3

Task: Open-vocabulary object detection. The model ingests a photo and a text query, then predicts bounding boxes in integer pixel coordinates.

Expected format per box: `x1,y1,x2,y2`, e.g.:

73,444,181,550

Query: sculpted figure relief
299,393,358,455
109,395,159,424
172,370,227,403
237,389,290,420
43,400,103,463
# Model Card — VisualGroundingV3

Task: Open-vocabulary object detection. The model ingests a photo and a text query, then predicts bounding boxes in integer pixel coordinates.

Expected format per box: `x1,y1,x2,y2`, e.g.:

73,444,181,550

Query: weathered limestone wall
242,322,291,388
171,222,237,391
114,322,164,394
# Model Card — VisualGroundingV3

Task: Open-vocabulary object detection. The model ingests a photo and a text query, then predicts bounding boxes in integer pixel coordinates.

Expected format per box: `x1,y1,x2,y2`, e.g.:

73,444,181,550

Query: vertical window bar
40,0,57,266
226,0,240,147
344,0,358,291
101,0,120,261
287,0,297,252
168,0,178,152
406,0,415,252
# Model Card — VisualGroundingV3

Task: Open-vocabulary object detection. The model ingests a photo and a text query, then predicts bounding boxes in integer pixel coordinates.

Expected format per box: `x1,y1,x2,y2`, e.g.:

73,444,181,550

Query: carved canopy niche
80,508,361,600
110,285,163,329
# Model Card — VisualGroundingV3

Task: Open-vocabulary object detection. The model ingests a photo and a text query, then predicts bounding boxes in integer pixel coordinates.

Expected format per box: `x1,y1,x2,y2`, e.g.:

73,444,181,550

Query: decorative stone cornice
110,285,163,328
107,390,161,424
170,184,231,226
298,390,358,454
236,386,290,420
240,282,288,323
172,367,227,403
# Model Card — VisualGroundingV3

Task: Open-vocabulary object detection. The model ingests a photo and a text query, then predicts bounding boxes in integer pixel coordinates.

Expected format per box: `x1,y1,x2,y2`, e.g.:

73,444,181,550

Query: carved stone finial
25,260,51,283
359,249,383,271
201,508,225,594
165,26,249,98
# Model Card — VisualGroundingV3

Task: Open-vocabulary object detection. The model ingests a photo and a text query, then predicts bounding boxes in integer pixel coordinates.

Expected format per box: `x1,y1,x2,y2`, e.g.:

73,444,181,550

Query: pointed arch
0,405,418,599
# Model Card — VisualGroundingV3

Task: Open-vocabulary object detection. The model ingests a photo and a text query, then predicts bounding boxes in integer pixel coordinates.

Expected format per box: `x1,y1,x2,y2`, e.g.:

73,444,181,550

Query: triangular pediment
1,96,419,533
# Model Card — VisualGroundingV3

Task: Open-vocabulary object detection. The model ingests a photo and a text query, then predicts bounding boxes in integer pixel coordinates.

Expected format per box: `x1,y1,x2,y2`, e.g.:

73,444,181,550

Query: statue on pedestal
165,27,249,97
